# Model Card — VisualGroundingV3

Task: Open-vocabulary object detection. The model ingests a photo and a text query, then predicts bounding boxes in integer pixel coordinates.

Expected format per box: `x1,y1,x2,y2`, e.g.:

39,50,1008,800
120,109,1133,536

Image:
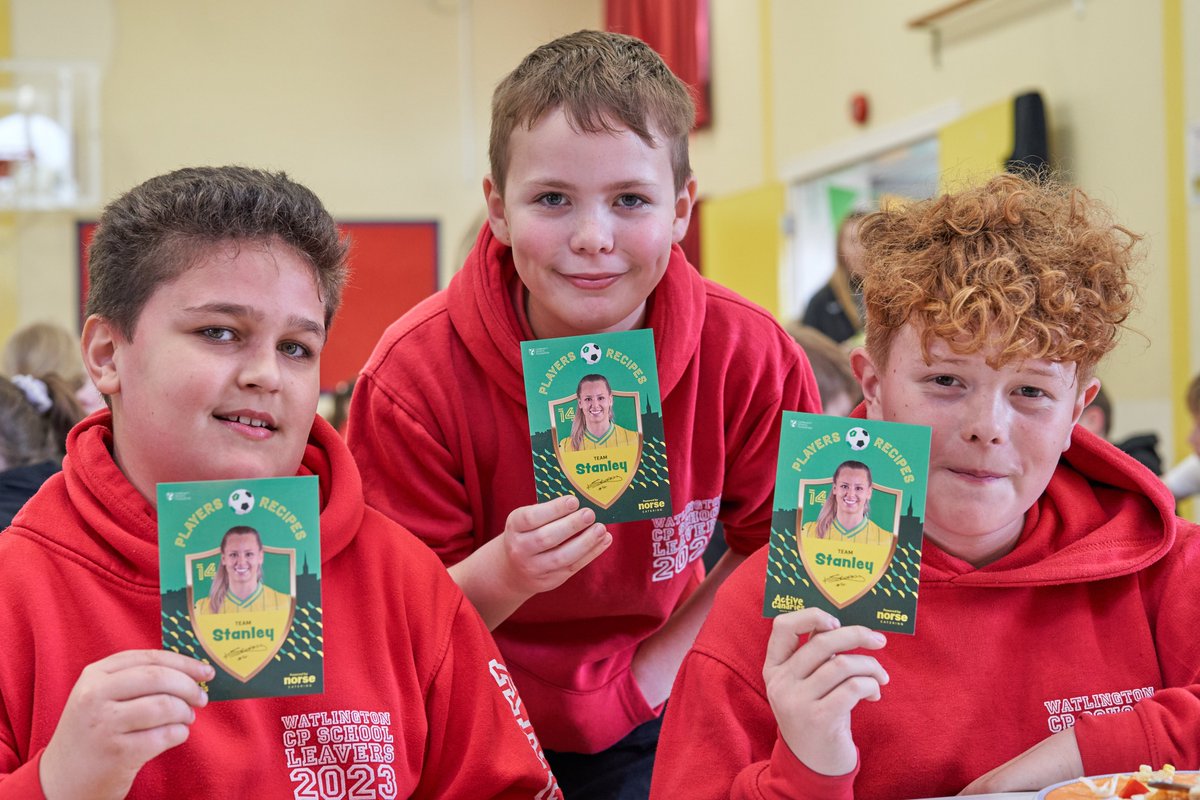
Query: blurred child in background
4,321,105,414
1163,374,1200,502
786,324,861,417
1079,385,1163,475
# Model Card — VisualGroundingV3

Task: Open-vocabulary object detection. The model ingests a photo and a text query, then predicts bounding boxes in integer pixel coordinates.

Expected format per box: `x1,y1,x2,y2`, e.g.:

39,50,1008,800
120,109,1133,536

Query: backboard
0,60,100,211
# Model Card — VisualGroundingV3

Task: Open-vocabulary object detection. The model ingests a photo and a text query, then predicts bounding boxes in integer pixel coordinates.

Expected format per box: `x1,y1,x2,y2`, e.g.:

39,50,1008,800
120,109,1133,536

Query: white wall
4,0,602,338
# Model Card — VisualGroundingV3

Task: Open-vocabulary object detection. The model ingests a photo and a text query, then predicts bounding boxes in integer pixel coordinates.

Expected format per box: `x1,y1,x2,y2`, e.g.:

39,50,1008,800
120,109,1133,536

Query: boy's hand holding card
521,329,671,525
158,475,323,701
764,412,931,634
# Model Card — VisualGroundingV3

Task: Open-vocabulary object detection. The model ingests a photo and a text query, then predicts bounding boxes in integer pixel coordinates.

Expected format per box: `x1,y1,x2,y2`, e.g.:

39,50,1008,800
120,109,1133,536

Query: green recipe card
763,413,931,634
521,329,671,524
158,475,323,700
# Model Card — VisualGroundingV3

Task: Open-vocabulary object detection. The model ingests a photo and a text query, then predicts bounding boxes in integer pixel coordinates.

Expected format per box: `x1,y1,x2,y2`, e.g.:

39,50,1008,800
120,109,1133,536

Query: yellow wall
689,0,769,196
4,0,602,336
762,0,1183,447
701,182,785,315
1168,0,1195,517
936,99,1009,190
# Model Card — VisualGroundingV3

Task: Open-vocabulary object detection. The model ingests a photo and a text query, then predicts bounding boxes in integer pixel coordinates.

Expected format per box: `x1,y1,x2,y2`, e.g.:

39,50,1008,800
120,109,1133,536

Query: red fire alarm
850,93,870,125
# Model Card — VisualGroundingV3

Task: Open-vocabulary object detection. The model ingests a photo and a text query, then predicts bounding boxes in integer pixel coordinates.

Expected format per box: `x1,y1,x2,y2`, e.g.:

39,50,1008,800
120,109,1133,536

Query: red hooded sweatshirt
651,427,1200,799
0,413,561,799
347,224,820,753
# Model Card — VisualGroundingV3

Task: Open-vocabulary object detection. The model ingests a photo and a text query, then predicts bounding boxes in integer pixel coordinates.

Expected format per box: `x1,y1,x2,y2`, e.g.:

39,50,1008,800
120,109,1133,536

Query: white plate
1036,771,1199,799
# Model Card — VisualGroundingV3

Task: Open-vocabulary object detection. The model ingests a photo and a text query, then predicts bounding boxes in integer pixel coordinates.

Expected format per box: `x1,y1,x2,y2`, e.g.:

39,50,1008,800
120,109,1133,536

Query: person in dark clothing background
801,210,869,344
1078,384,1163,475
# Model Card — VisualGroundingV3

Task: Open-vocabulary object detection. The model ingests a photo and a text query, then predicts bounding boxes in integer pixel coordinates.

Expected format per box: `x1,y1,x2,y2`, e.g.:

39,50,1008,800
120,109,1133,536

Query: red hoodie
347,224,820,753
0,413,561,799
651,427,1200,799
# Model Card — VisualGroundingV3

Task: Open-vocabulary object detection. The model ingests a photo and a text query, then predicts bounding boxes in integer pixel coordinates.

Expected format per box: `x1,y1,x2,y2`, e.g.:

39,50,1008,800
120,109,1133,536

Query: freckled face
855,324,1096,564
484,107,696,340
89,239,326,504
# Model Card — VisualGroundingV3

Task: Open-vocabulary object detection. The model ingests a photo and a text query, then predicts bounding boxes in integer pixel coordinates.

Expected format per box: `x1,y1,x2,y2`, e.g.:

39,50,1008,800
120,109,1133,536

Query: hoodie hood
14,411,363,588
446,223,706,406
847,404,1176,586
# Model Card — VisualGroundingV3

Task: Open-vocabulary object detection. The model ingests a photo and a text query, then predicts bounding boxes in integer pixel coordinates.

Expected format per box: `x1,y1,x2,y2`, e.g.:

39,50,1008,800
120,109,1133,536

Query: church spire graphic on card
521,329,671,524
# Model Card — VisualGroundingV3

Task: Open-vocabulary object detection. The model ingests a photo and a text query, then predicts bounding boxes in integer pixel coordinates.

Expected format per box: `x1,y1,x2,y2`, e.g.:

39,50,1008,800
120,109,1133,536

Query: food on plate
1041,765,1199,799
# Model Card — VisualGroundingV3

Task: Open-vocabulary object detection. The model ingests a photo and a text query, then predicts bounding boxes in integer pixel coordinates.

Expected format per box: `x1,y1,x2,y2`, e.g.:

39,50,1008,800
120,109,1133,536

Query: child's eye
931,375,958,387
279,341,312,359
537,192,567,207
201,327,235,342
1017,386,1047,398
615,194,647,209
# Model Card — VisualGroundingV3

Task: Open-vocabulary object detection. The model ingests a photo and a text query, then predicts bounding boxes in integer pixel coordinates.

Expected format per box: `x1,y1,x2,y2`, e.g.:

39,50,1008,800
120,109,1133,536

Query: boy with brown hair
0,166,560,799
651,173,1200,798
347,29,819,797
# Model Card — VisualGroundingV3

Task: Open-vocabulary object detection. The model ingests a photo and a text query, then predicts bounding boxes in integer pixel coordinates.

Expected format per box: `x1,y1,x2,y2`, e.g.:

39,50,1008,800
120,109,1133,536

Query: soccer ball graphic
228,489,255,515
579,342,603,365
846,427,870,451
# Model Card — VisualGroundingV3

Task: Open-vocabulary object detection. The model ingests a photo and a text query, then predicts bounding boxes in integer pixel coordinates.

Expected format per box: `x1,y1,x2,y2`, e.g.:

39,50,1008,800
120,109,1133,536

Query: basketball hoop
0,61,101,212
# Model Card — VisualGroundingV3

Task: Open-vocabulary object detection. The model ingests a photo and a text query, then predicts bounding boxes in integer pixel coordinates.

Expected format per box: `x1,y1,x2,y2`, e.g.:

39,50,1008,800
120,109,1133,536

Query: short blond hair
488,30,694,197
860,173,1139,377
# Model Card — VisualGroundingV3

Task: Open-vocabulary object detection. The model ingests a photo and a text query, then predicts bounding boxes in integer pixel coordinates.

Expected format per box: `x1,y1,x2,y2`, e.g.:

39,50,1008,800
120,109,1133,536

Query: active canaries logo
187,546,297,682
549,389,644,509
796,479,901,608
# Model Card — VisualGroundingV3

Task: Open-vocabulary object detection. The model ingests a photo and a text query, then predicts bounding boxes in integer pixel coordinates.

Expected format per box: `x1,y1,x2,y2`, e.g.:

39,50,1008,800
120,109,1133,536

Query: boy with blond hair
651,174,1200,798
0,166,560,799
348,30,819,796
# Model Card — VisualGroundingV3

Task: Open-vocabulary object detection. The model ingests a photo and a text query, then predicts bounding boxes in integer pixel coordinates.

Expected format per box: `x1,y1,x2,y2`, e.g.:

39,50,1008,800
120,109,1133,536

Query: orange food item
1117,779,1148,798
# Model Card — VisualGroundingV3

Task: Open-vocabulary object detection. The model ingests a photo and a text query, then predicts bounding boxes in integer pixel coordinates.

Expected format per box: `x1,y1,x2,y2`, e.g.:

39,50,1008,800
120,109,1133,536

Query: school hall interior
0,0,1197,514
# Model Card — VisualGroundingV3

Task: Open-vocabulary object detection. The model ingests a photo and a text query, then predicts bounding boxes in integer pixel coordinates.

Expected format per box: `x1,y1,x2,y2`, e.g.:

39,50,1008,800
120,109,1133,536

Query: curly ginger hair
859,173,1140,378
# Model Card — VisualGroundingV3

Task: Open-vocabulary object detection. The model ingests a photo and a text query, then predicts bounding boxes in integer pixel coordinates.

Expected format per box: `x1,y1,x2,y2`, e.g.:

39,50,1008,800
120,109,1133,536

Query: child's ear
1066,376,1102,452
482,174,511,245
81,315,122,397
671,176,698,243
850,347,882,420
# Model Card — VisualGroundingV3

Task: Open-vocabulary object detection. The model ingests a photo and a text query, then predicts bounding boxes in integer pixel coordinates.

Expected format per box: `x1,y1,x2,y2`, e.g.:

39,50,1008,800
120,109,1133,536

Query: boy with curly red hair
652,174,1200,798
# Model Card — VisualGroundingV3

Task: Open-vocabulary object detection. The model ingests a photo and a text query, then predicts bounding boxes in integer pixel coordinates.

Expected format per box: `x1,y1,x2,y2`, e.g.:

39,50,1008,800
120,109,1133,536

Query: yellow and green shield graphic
795,480,901,608
186,546,296,682
550,390,644,509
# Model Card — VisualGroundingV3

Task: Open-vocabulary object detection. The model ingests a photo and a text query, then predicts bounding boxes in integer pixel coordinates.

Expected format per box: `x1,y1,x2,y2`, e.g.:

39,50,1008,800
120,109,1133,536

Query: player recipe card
521,328,671,524
763,413,931,634
158,475,323,700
